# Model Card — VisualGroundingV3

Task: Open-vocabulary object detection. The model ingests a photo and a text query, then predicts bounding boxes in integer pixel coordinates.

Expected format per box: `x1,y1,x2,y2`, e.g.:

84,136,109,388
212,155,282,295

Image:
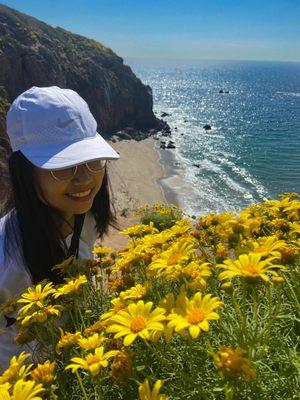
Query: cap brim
20,132,120,169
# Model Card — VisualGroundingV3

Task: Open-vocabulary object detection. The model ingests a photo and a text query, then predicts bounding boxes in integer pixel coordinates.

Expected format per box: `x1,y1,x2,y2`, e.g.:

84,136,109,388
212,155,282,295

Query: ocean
126,59,300,217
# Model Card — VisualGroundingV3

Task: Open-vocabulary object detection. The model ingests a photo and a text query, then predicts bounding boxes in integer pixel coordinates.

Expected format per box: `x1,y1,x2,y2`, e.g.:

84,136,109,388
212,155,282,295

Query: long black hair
2,151,119,284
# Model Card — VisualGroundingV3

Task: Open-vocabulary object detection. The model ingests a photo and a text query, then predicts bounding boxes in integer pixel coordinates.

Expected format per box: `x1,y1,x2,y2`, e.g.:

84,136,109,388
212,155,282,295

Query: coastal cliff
0,4,164,140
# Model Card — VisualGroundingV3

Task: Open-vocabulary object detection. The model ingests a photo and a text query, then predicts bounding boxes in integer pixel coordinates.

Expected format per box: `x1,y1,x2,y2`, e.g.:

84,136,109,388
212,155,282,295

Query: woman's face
33,163,106,220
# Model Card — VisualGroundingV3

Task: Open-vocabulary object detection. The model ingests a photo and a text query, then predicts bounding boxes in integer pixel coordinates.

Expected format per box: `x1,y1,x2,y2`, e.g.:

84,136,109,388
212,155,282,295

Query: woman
0,86,120,370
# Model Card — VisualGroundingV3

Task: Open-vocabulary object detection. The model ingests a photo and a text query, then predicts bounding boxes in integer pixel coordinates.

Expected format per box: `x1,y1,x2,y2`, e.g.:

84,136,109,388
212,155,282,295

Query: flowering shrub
0,193,299,399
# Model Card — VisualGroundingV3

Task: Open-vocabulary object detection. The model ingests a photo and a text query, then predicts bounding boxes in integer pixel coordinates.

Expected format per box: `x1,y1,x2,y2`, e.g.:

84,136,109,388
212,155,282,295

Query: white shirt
0,210,99,371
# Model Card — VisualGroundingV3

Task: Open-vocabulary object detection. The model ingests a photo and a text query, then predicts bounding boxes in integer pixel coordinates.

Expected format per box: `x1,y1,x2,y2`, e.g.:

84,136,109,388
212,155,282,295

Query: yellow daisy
218,253,286,282
92,246,112,257
77,333,106,351
30,360,55,384
65,346,119,377
147,237,197,277
0,379,45,400
17,282,55,314
175,261,211,290
53,274,87,299
56,328,83,355
214,346,256,381
19,305,62,327
138,378,169,400
106,300,166,346
154,293,176,343
0,352,31,385
119,284,148,300
100,297,128,321
121,221,159,237
167,292,222,339
250,236,287,258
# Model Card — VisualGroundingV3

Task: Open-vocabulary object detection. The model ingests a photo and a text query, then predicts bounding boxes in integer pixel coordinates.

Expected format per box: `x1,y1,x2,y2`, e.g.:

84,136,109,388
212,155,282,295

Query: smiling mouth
66,188,93,198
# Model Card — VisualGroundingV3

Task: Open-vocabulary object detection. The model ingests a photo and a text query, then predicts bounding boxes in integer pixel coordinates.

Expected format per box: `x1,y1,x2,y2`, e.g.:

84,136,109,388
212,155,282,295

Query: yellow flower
155,293,176,343
218,253,286,282
56,328,83,354
84,321,106,336
120,284,148,300
220,281,234,294
51,255,76,274
178,261,211,290
110,349,133,382
114,244,140,272
214,346,256,381
0,379,45,400
120,221,159,237
92,246,112,257
0,382,11,393
148,237,197,277
106,300,166,346
167,292,222,339
17,282,55,315
19,305,62,327
78,333,106,351
65,347,119,377
0,353,32,385
250,236,287,258
138,379,169,400
53,274,87,298
100,297,128,321
30,360,55,383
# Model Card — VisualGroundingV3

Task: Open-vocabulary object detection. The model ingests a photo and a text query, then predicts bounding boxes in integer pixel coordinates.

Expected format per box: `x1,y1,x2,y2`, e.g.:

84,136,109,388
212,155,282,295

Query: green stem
285,272,300,316
96,379,103,400
225,383,235,400
229,290,246,345
75,370,89,400
251,287,259,357
257,294,282,343
75,299,87,330
241,284,248,346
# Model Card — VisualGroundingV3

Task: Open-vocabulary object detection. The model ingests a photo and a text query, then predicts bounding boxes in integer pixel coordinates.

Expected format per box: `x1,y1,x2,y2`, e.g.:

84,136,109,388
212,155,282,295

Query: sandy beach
97,136,179,251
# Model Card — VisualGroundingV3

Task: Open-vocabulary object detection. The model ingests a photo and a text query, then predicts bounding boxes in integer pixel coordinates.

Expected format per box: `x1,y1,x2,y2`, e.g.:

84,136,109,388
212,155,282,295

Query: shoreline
98,136,182,251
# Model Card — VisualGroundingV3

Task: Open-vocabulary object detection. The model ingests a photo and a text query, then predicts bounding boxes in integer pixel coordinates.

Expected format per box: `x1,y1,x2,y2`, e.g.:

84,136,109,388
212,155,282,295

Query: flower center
130,316,147,333
167,252,182,265
187,308,205,324
33,293,43,301
243,263,260,275
86,355,100,366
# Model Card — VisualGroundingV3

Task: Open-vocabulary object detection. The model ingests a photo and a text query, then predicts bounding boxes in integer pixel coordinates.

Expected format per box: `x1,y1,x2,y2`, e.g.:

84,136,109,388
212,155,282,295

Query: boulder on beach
166,141,176,149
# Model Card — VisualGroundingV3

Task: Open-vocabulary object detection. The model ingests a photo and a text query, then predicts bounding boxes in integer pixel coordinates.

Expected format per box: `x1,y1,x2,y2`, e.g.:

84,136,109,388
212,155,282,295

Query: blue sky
2,0,300,61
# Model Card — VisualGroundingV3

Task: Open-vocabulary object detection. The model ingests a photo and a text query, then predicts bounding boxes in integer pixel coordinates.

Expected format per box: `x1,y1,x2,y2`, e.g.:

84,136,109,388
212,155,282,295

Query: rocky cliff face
0,4,165,142
0,4,168,212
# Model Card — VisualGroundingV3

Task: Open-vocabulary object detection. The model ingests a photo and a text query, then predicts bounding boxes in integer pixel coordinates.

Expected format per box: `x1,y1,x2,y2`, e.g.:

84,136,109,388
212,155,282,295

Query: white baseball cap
6,86,120,169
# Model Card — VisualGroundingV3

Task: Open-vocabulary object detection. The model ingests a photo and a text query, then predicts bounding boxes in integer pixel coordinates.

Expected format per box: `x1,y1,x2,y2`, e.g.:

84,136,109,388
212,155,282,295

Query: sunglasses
50,159,108,181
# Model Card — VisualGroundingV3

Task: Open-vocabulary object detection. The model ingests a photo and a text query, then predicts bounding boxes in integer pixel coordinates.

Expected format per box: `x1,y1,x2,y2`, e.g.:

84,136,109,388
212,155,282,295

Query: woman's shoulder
0,210,32,303
81,210,99,243
0,210,16,264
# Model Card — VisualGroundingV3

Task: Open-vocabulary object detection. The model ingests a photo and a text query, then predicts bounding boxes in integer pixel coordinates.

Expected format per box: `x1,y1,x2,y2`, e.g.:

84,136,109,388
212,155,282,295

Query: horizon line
124,56,300,63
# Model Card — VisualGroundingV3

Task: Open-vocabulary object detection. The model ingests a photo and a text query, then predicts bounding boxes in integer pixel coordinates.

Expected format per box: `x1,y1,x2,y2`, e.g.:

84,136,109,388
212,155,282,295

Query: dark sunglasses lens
87,159,107,171
52,167,76,180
